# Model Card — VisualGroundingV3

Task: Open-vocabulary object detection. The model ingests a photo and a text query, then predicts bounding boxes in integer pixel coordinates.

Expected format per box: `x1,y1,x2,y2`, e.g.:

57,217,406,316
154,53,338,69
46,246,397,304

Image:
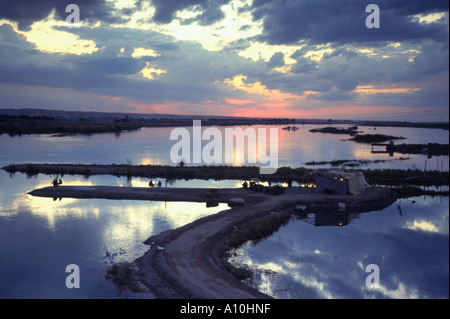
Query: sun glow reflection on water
0,171,229,298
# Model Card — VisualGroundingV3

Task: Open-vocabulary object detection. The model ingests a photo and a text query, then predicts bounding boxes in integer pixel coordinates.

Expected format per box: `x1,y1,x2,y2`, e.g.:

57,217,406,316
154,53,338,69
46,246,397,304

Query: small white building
315,170,370,195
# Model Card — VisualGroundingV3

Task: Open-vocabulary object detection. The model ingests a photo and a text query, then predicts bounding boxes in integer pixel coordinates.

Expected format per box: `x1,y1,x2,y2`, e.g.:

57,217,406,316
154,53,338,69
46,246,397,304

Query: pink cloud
225,98,254,106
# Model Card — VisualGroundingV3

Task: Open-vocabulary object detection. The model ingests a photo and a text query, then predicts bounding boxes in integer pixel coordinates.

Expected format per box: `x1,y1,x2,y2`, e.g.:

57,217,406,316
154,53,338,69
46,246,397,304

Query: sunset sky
0,0,448,121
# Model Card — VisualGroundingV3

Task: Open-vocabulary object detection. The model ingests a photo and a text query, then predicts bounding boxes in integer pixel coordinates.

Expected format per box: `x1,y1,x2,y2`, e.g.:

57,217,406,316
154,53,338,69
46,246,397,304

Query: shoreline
28,184,398,298
1,108,448,136
4,163,449,187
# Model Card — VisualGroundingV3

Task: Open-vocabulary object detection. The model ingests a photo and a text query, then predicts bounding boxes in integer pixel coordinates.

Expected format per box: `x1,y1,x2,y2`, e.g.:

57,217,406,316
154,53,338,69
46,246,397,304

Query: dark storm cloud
379,0,449,16
251,0,449,46
0,0,128,31
141,0,231,25
267,51,285,68
289,56,318,74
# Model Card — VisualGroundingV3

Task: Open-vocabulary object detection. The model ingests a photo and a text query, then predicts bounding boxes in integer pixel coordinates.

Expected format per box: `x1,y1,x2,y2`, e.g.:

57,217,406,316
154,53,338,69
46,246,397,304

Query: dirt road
134,197,288,298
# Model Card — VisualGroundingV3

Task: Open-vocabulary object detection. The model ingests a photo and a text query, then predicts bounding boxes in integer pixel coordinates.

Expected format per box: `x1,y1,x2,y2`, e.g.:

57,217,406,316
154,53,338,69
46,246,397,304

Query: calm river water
0,124,448,298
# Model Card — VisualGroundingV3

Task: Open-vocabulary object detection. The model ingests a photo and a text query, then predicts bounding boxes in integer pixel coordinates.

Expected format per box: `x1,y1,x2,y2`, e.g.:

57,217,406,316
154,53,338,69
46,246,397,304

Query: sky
0,0,448,121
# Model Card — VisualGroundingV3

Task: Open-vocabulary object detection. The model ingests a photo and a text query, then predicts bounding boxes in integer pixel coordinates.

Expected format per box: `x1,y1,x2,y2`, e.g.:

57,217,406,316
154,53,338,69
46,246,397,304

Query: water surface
0,124,448,298
229,196,449,299
0,172,228,298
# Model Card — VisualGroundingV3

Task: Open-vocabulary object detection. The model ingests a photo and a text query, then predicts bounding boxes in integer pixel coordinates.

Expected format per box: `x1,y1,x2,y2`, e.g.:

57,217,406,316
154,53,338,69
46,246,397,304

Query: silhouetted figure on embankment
52,178,62,187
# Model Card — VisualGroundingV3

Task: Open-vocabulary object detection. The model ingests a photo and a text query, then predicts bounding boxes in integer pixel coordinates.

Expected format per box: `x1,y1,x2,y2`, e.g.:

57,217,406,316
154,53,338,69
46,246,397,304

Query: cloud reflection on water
229,196,449,299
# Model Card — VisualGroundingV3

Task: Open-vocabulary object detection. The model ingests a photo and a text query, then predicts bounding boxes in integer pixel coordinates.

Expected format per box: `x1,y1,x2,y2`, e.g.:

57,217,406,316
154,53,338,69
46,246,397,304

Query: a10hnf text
180,303,271,316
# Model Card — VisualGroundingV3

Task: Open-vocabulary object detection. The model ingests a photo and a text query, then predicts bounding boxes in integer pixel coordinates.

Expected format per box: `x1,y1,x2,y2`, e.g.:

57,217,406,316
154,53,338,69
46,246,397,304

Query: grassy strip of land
309,126,360,135
221,205,295,281
388,143,449,155
360,168,448,186
2,163,311,182
350,134,406,143
397,186,449,198
0,115,142,135
305,157,410,167
3,163,448,187
0,115,296,136
105,263,144,293
308,128,407,143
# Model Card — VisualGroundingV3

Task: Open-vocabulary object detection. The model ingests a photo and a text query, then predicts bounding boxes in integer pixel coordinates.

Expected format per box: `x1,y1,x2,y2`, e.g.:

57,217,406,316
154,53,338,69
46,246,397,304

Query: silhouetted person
157,181,162,187
52,177,62,187
242,181,248,189
149,181,154,187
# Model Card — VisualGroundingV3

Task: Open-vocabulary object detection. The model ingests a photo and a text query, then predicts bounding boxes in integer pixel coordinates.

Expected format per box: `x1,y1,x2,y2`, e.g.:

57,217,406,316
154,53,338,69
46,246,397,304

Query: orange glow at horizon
355,85,420,94
230,104,432,120
223,74,305,103
94,78,433,121
225,98,254,105
129,102,187,114
222,74,306,111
